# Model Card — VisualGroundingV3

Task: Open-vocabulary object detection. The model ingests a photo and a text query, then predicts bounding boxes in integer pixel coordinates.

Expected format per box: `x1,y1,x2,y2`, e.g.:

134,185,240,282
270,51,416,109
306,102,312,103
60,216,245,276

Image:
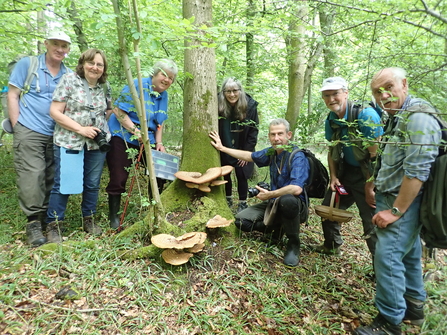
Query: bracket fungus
174,166,234,192
206,215,234,228
151,232,207,265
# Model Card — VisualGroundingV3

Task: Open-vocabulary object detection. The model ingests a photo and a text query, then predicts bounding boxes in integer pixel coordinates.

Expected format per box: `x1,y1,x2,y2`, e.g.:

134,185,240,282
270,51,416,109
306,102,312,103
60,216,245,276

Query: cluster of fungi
174,165,234,192
151,215,233,265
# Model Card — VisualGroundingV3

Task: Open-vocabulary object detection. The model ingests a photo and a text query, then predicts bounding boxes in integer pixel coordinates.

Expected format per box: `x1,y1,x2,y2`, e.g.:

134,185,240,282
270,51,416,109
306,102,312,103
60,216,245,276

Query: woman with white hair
217,78,259,212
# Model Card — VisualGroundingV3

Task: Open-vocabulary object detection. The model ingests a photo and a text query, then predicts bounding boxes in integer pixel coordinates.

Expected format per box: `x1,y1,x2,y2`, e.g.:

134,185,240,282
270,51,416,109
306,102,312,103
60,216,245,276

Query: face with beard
371,68,408,115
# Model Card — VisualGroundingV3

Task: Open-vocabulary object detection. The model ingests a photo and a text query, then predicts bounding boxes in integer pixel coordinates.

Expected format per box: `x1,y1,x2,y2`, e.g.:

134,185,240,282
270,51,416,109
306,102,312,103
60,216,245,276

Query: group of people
8,30,437,335
8,31,178,245
210,69,439,334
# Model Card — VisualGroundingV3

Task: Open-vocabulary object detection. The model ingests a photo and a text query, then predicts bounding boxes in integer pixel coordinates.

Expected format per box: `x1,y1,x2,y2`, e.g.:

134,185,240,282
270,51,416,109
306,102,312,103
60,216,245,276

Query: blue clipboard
60,147,84,195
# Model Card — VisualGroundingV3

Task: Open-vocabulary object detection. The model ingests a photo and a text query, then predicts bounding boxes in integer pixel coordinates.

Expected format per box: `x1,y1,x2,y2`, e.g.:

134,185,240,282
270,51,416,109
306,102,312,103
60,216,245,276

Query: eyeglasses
86,61,104,69
224,89,240,95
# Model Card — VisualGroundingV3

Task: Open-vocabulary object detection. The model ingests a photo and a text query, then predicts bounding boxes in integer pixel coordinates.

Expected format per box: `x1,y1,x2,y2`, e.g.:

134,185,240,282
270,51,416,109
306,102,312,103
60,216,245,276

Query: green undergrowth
1,138,446,334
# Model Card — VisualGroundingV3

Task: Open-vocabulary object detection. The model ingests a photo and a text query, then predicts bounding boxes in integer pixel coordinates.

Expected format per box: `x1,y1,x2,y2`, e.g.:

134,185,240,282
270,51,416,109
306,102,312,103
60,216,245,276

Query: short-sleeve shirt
251,147,310,201
108,77,169,145
52,72,111,151
325,104,383,166
8,53,71,136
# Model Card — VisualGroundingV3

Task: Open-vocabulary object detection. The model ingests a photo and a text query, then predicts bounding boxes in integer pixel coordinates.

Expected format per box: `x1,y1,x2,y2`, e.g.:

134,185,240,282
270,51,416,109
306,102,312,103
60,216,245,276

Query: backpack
288,148,329,199
414,105,447,249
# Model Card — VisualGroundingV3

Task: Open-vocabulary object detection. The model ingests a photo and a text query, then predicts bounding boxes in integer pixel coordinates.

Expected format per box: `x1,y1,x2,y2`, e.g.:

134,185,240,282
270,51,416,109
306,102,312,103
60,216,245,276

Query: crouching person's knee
235,218,255,232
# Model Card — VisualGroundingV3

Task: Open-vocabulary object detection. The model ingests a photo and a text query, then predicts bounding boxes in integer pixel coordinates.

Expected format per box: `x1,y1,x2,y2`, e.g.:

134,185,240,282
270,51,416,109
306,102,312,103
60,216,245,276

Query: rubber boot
26,220,47,246
46,221,63,244
284,234,300,267
108,194,121,229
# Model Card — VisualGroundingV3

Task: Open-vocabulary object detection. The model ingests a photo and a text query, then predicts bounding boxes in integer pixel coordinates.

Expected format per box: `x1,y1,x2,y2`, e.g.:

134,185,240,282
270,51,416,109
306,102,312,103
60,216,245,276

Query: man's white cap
46,31,71,44
320,77,348,91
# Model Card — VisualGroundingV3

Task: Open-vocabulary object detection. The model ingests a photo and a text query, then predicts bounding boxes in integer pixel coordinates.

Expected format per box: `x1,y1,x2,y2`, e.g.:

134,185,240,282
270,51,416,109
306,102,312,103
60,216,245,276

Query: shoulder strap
23,56,39,93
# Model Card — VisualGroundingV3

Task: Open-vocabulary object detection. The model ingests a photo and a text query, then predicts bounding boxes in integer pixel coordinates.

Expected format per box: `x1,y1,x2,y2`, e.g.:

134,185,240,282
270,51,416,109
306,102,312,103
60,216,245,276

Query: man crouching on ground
209,118,310,267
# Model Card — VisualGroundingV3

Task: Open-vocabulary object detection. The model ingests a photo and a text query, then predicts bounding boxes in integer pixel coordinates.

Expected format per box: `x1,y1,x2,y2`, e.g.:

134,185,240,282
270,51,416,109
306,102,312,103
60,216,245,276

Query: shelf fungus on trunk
206,215,233,228
174,166,234,192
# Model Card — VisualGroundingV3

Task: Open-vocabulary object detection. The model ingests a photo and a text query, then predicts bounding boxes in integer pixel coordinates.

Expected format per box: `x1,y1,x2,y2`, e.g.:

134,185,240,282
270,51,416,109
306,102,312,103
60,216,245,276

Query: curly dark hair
75,48,108,84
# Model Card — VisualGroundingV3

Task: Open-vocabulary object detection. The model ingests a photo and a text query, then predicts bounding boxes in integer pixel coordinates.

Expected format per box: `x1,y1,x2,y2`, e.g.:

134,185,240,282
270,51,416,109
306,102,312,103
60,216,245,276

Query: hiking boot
26,220,47,246
83,216,103,235
403,298,425,326
46,221,63,244
311,243,341,256
237,201,248,213
352,314,402,335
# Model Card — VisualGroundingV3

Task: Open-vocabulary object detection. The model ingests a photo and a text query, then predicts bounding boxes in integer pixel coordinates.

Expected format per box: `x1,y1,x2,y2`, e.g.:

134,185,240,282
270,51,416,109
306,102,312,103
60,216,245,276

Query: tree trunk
246,0,256,88
67,1,89,52
319,8,336,79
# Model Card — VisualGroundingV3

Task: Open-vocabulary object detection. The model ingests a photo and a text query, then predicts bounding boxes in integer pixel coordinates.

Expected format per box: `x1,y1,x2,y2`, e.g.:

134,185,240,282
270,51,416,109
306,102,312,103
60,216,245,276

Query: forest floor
0,137,446,334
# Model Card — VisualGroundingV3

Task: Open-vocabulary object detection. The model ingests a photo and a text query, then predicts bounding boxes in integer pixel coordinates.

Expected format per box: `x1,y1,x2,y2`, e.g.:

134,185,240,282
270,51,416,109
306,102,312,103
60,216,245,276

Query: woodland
1,0,447,334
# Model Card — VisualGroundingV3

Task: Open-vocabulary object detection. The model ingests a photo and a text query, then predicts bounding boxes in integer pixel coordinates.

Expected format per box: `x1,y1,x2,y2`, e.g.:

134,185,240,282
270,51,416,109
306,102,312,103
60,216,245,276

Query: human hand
372,209,399,228
209,131,224,151
155,143,166,152
79,126,101,139
329,178,341,192
237,159,248,167
365,185,376,208
255,185,270,201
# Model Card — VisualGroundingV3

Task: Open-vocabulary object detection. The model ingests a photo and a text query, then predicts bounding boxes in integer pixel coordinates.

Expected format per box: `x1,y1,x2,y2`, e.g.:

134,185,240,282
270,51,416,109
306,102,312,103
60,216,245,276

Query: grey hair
371,67,409,90
152,59,178,81
269,118,290,132
217,77,248,120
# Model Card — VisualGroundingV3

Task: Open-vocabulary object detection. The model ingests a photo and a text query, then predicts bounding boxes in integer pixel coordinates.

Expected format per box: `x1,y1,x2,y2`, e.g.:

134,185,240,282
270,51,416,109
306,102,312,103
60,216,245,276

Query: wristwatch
391,207,403,217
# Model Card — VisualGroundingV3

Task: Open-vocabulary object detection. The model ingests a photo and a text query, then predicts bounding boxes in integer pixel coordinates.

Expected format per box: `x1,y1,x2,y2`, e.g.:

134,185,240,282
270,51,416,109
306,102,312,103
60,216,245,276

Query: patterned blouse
52,72,111,151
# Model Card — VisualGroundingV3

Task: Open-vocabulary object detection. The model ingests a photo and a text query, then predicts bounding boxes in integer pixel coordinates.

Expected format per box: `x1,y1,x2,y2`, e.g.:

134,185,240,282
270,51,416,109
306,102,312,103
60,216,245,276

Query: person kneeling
210,118,310,267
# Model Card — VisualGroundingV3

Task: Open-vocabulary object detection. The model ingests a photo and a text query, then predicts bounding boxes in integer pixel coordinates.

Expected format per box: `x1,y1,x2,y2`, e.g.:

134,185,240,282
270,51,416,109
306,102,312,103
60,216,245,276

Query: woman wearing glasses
217,78,259,212
45,48,112,242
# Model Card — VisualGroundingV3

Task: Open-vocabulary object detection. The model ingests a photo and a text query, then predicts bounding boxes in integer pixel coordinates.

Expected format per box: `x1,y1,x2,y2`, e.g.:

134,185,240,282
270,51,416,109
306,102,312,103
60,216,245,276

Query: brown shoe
46,221,63,243
83,216,103,235
26,220,47,246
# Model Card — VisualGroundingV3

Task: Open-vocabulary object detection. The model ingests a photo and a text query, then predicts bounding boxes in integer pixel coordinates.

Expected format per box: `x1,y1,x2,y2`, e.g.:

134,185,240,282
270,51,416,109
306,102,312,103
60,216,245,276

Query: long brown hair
217,77,248,120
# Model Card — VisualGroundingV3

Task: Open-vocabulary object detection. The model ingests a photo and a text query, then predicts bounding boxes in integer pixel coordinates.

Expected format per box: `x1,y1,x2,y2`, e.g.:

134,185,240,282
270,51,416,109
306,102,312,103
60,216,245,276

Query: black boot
284,234,300,267
108,194,121,229
26,220,47,246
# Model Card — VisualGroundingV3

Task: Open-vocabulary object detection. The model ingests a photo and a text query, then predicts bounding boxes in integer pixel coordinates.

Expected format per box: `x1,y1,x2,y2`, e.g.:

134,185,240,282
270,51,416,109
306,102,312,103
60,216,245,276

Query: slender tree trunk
67,1,89,52
319,8,336,79
246,0,255,88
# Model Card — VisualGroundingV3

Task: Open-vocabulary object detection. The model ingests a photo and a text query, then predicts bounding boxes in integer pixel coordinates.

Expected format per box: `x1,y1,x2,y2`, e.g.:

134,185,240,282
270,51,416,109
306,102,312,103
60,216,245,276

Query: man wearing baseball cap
310,77,383,272
8,31,72,246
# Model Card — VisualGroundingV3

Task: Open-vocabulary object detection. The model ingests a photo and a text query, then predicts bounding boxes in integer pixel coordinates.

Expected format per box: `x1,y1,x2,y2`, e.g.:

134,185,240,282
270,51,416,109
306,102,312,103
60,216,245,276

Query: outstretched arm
209,131,253,162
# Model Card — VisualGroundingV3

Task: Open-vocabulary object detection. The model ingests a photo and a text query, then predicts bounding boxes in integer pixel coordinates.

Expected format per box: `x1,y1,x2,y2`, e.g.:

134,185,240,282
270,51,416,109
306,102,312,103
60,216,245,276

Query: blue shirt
375,96,441,195
251,147,310,201
325,104,383,166
108,77,168,145
8,54,71,136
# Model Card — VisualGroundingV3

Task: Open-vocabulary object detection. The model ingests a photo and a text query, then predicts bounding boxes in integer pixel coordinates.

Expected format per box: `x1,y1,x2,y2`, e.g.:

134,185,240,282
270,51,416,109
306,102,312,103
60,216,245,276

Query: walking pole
119,144,144,230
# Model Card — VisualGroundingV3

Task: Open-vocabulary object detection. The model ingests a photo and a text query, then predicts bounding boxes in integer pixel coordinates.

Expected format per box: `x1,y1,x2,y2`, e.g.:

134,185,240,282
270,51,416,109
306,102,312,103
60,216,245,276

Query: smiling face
371,68,408,115
321,89,348,116
152,69,174,93
83,53,104,85
223,82,241,106
269,123,292,152
45,39,70,63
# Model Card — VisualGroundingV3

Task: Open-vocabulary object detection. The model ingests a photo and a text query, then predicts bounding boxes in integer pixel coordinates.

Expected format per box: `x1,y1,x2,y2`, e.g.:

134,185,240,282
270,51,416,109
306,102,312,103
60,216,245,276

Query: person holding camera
106,59,178,229
44,48,112,242
311,77,383,262
217,77,259,213
210,118,310,267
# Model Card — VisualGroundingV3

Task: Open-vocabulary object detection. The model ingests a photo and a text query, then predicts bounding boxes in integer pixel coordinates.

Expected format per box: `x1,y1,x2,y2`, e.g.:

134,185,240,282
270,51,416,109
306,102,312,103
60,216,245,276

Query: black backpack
288,148,329,199
417,107,447,249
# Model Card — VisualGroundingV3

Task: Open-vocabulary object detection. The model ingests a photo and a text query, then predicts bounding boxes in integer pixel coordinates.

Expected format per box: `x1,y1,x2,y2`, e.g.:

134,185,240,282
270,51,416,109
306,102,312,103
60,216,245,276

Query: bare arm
327,152,340,191
7,85,21,127
50,101,100,139
113,107,142,141
154,125,166,152
209,130,253,162
256,184,303,201
372,176,423,228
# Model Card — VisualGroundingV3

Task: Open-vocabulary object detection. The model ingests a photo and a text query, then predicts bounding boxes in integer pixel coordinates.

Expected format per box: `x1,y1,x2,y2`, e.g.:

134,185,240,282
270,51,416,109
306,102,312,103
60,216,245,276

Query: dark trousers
224,166,249,201
106,136,164,196
320,164,376,255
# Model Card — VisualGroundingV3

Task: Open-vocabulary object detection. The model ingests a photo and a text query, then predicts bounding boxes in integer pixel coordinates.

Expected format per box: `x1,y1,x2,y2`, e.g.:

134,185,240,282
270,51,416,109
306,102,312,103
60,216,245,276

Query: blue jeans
374,192,426,325
46,145,106,222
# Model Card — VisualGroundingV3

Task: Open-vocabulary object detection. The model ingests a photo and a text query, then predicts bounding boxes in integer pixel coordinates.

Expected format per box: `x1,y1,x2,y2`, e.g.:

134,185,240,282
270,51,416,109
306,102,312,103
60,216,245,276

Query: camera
248,182,270,198
94,130,111,152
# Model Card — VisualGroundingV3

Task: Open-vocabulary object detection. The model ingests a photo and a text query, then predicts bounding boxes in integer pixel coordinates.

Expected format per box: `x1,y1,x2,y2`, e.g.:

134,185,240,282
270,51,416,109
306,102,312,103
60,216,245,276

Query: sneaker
83,216,103,235
352,314,401,335
46,221,63,244
26,220,47,246
311,243,341,256
403,298,424,326
237,201,248,213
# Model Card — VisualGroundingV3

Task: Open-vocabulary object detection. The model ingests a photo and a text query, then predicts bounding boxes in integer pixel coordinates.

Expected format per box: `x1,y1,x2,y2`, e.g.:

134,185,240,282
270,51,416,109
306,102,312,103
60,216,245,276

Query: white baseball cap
46,31,71,44
320,77,348,91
